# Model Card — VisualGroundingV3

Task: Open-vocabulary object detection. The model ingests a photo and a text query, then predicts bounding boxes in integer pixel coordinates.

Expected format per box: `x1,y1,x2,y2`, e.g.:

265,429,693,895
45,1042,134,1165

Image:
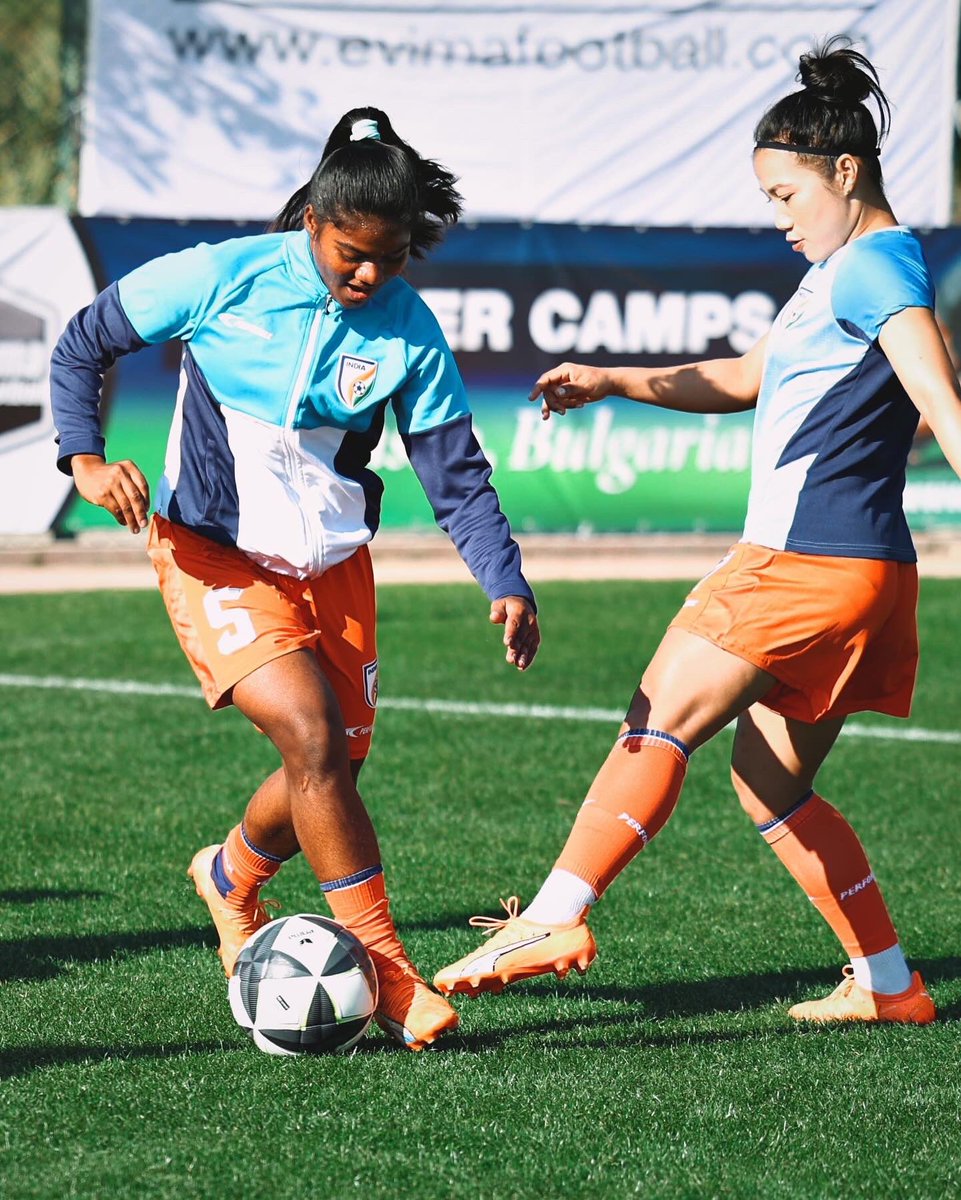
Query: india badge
336,354,378,407
363,659,379,710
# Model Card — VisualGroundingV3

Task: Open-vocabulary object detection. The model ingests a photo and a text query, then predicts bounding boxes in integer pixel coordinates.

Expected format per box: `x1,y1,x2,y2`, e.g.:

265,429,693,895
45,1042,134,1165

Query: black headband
754,140,878,157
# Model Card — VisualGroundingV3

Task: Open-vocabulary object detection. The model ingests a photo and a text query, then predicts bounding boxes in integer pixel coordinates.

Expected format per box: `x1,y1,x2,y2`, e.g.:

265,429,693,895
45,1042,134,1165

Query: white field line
0,672,959,746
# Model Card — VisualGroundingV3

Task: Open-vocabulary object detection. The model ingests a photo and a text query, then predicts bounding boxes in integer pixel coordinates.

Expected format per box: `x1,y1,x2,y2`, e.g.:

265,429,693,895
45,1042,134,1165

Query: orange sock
213,822,286,905
322,866,409,965
758,791,898,957
554,729,689,897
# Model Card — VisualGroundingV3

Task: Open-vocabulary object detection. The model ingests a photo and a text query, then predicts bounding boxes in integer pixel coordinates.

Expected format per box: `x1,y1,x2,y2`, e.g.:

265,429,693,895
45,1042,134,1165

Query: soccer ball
228,914,378,1056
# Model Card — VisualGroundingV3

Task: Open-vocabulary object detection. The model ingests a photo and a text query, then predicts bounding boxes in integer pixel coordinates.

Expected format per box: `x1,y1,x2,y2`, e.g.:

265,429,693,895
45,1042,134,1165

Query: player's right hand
528,363,612,421
489,595,540,672
71,454,151,533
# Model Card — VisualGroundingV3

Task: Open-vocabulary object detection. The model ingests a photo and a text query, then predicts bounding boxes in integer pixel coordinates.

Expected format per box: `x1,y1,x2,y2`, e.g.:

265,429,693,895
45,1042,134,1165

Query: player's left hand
489,596,540,671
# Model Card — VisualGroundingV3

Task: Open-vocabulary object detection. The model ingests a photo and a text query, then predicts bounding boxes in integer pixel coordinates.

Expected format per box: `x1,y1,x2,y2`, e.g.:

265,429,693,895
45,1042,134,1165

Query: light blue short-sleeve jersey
741,227,934,562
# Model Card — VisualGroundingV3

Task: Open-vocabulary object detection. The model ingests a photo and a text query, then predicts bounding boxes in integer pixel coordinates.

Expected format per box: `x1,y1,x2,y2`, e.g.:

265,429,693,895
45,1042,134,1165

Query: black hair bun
798,36,876,106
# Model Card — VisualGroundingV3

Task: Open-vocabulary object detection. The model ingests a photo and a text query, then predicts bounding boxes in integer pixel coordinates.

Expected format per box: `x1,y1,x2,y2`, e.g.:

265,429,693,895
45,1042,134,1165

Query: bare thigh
625,627,778,752
731,702,845,825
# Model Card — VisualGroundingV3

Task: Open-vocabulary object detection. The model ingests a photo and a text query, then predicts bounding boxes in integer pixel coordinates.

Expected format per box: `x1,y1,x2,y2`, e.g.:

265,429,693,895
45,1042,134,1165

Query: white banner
80,0,958,227
0,210,97,534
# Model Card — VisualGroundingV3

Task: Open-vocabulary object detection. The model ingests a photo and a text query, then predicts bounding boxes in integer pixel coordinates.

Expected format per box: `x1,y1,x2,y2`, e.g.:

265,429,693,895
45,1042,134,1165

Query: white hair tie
350,118,381,142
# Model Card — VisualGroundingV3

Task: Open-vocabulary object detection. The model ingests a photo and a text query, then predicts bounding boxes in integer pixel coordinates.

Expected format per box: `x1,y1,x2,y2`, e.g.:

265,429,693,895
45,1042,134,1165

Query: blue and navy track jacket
51,229,534,604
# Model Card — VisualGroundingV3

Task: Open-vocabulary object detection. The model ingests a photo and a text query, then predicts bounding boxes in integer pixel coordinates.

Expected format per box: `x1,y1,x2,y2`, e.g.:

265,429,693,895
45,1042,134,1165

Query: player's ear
835,154,859,196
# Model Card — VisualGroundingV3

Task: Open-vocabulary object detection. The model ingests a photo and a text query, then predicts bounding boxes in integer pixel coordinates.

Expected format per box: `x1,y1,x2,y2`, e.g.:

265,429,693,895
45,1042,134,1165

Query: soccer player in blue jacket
51,107,540,1051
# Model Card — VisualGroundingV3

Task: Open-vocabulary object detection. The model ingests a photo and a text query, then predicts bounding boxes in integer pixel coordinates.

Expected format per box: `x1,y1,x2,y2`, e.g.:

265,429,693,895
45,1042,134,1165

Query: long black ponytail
269,107,463,257
754,36,892,189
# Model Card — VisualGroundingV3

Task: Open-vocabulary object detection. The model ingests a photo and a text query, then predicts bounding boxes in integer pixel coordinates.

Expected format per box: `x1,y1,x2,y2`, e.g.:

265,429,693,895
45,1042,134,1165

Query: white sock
850,943,913,995
522,869,597,925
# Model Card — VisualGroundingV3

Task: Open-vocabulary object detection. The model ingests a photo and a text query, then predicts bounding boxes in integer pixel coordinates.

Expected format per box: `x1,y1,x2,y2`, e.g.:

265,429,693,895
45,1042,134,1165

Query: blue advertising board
56,218,961,536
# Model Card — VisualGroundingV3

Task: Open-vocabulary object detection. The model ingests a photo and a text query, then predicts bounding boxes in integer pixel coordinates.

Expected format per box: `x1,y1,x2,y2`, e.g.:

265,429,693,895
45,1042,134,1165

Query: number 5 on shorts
203,587,257,655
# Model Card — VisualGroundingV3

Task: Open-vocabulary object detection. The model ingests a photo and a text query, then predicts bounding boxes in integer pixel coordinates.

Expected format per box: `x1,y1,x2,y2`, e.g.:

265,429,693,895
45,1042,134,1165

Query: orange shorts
669,542,919,723
147,515,378,758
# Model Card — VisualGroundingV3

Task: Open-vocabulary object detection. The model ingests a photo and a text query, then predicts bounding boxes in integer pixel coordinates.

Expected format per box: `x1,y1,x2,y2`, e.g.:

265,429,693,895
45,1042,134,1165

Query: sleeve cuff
488,578,537,612
56,437,106,475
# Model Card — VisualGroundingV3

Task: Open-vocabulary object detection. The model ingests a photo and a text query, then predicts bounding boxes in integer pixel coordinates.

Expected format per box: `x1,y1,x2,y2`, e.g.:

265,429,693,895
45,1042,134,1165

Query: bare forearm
880,308,961,480
605,358,759,414
530,340,764,420
919,396,961,480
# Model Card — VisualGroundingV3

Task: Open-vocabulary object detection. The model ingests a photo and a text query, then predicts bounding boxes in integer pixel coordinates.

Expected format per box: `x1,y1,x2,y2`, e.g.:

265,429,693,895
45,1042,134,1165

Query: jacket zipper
284,303,327,575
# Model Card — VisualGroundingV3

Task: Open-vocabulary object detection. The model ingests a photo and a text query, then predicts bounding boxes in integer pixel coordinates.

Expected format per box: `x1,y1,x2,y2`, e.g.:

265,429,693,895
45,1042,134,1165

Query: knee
731,759,814,827
272,714,350,790
730,760,776,825
730,762,758,814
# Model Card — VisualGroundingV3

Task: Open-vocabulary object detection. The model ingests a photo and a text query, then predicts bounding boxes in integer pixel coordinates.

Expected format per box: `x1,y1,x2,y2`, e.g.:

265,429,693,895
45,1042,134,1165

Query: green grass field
2,578,960,1199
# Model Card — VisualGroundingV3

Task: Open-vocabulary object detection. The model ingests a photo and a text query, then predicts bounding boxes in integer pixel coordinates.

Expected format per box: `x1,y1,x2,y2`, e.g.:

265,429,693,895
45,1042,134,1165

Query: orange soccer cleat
370,952,460,1051
788,965,936,1025
188,844,276,976
433,896,597,998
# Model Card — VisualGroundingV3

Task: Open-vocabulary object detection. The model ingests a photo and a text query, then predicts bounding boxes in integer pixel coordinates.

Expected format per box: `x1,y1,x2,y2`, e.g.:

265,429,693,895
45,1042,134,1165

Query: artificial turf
1,579,959,1198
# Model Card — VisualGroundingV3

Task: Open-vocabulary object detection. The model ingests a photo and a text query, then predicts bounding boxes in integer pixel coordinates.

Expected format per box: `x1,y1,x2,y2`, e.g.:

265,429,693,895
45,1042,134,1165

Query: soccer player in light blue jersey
436,40,961,1025
51,108,540,1051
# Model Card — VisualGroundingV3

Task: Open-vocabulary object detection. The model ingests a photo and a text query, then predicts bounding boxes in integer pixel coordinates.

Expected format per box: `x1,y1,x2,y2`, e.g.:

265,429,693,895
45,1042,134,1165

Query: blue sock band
241,822,293,863
319,864,384,893
755,789,815,835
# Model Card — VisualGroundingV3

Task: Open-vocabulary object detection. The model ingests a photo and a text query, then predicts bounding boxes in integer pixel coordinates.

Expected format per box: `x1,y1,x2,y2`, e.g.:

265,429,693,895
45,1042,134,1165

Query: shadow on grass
0,888,109,904
0,1026,474,1080
435,954,961,1050
518,955,961,1018
448,983,961,1054
0,926,214,983
448,1019,791,1055
448,1011,959,1054
0,1040,234,1080
6,962,956,1077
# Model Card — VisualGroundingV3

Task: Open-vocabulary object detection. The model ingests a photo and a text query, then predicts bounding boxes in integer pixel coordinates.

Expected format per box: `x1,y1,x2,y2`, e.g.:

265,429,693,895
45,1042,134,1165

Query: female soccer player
435,40,961,1024
50,107,540,1051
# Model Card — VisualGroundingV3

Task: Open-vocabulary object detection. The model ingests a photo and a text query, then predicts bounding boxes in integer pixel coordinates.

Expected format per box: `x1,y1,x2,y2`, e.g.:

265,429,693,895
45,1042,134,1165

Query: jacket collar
282,227,401,314
284,228,338,307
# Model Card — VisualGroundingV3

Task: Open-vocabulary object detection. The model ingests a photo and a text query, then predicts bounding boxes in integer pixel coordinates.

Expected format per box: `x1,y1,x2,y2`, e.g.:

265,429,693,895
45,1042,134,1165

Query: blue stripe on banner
319,864,384,893
619,727,691,761
756,789,815,834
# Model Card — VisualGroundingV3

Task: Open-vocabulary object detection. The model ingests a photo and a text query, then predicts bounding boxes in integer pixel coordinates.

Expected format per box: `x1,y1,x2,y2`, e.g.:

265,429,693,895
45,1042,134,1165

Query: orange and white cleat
370,953,459,1051
433,896,597,998
788,965,936,1025
187,844,276,977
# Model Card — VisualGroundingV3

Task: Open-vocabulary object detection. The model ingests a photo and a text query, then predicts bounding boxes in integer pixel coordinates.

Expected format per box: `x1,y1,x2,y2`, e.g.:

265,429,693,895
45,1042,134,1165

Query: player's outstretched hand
71,453,151,533
489,596,540,671
529,363,612,421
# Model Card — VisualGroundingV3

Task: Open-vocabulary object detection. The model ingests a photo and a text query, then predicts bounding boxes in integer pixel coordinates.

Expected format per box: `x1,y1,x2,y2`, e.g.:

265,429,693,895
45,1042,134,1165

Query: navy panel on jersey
742,227,933,561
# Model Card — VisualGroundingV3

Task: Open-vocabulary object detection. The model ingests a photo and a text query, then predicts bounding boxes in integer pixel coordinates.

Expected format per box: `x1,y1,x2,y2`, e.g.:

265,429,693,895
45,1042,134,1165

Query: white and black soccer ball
228,914,378,1056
